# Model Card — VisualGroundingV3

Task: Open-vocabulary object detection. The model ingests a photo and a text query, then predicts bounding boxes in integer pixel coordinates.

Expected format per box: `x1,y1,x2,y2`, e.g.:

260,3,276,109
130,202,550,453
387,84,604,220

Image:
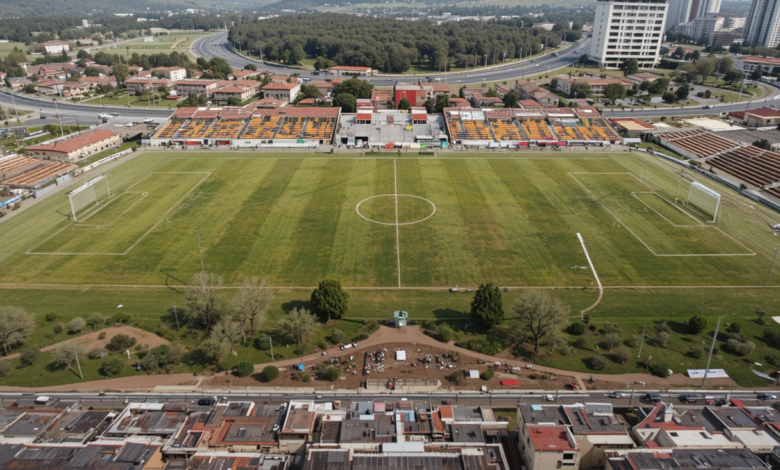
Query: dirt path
4,326,170,360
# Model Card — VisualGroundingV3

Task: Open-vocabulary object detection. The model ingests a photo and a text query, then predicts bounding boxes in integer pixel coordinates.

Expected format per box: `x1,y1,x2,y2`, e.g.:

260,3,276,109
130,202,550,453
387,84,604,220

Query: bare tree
0,306,35,355
210,320,242,356
511,291,570,354
51,341,86,370
184,272,224,329
232,277,274,342
279,308,319,345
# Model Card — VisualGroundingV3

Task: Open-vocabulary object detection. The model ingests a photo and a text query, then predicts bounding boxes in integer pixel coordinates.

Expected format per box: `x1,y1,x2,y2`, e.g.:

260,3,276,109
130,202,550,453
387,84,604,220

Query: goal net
69,175,110,222
685,181,721,223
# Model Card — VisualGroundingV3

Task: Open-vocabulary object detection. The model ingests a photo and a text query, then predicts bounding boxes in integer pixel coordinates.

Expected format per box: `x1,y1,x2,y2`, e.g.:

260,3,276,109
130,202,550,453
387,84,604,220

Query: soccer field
0,151,778,288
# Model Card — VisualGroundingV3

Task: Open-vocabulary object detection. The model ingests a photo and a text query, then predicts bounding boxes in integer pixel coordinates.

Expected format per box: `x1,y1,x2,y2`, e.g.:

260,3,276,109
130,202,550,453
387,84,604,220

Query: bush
329,329,345,344
263,365,279,382
588,324,597,332
725,339,756,356
480,370,494,380
625,335,640,348
44,313,58,322
767,355,780,367
88,347,108,360
613,348,631,365
573,337,589,349
586,356,609,371
602,323,621,334
687,347,704,359
106,334,137,352
320,367,341,381
253,336,271,350
436,324,457,343
0,361,10,377
655,321,671,335
688,315,708,334
99,357,124,377
460,338,505,356
140,353,159,371
234,362,254,377
648,361,670,377
53,323,64,334
726,322,741,334
656,332,672,347
20,347,39,366
449,370,464,384
568,322,586,335
98,332,106,340
363,320,380,333
68,317,86,334
302,374,310,382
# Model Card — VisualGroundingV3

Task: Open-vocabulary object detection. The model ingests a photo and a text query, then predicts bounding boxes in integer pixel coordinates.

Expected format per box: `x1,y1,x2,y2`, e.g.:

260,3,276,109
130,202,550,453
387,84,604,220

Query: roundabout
356,194,436,226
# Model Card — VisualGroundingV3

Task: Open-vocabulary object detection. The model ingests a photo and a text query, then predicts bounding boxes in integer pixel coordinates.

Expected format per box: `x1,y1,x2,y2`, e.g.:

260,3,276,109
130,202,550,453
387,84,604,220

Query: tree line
229,13,575,73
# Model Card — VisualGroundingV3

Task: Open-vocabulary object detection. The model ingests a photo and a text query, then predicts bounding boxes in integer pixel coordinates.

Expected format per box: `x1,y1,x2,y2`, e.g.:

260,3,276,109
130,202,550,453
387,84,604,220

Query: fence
83,148,134,172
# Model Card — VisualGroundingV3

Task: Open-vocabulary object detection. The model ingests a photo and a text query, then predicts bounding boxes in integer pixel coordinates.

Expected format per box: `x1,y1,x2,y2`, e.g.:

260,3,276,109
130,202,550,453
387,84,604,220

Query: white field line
0,283,779,290
27,172,211,256
577,232,603,315
394,159,401,288
569,172,756,257
631,192,703,228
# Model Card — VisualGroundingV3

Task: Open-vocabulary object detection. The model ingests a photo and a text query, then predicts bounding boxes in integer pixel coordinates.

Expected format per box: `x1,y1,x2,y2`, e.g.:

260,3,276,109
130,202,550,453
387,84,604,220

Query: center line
394,159,401,288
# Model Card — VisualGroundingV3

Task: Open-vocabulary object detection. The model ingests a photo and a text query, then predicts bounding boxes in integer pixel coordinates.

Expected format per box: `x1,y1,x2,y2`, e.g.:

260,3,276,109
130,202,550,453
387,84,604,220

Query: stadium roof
25,130,119,154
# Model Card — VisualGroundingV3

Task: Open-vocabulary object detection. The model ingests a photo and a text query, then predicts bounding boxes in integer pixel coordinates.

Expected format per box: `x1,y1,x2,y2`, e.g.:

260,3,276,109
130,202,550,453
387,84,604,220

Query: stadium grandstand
336,108,448,149
708,146,780,200
656,129,741,160
443,107,620,148
0,154,76,189
146,107,340,148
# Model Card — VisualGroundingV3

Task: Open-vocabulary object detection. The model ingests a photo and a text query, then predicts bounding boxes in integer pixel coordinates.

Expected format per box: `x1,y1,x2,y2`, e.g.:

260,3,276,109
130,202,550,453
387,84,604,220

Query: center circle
356,194,436,226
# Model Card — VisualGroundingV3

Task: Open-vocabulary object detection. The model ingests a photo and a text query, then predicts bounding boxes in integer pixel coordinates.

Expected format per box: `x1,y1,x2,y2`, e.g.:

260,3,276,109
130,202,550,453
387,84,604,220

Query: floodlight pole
701,316,721,389
266,337,274,361
637,331,646,359
765,247,779,287
75,351,83,380
173,305,180,330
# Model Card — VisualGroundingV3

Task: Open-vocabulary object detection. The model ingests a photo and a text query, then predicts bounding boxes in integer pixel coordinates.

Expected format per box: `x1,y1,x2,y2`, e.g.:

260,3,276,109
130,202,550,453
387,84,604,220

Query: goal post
69,175,110,222
685,181,721,223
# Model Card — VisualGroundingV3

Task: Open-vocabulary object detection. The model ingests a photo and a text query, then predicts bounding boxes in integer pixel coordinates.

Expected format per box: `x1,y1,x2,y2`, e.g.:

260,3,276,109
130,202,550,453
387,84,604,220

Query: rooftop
564,404,626,434
745,107,780,118
25,130,119,155
519,404,568,426
526,425,577,452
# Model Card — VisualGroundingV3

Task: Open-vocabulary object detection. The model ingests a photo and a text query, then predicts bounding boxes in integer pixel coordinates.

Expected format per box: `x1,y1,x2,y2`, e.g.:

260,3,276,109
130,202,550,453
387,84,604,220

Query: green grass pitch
0,151,779,288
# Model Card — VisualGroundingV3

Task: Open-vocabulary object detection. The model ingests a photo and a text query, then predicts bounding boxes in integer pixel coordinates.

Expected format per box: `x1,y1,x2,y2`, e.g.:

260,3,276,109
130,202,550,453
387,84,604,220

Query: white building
727,17,746,28
693,0,722,18
666,0,693,30
744,0,780,47
41,41,70,54
678,16,725,41
589,0,668,69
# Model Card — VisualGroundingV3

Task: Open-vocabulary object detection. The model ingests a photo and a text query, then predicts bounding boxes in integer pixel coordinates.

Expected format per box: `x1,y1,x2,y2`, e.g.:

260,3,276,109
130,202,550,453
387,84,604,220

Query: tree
470,283,504,328
621,58,639,76
184,272,224,329
333,93,357,112
320,367,341,381
648,78,669,95
648,361,670,377
662,91,677,103
84,66,103,77
0,360,10,377
604,332,621,351
656,332,672,347
572,82,591,98
603,83,626,105
753,139,773,150
614,349,631,365
210,320,242,356
724,68,744,85
235,362,254,377
227,97,242,106
51,341,85,370
0,306,35,355
502,90,520,108
140,353,159,371
87,312,105,330
691,50,701,61
279,308,318,345
568,322,586,335
299,84,324,100
244,64,257,71
100,357,124,377
675,83,689,101
20,347,39,366
398,98,411,110
688,315,708,334
480,370,494,380
310,280,349,323
434,94,451,113
202,337,230,365
23,84,36,94
726,322,741,334
232,277,274,342
673,46,685,59
106,334,137,351
68,317,86,334
263,365,279,381
512,290,569,353
750,69,762,81
694,57,717,81
333,78,373,99
586,356,609,371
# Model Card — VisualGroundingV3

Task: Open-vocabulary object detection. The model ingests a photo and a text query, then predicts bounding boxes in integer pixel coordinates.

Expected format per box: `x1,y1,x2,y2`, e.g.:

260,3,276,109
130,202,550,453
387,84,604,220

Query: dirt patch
6,326,170,359
203,341,579,391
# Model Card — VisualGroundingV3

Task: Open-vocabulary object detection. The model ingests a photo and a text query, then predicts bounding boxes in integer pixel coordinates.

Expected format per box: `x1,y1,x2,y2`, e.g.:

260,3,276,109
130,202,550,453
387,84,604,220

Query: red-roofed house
449,97,471,108
555,75,634,97
329,65,372,76
520,425,579,470
228,69,262,80
213,84,257,103
742,108,780,127
175,79,219,97
25,130,121,163
124,78,171,93
473,93,503,107
262,82,300,104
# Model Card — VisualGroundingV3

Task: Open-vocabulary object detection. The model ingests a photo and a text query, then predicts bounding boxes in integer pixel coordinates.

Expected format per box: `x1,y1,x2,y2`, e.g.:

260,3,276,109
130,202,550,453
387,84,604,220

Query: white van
35,396,51,405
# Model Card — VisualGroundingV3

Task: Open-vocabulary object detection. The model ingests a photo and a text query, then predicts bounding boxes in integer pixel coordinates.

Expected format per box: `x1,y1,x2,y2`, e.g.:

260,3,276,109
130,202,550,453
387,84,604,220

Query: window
563,453,575,460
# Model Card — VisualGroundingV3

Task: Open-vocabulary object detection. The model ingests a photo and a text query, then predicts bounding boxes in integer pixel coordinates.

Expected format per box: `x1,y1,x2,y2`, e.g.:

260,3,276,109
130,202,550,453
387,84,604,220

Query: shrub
53,323,64,334
302,374,310,382
586,356,609,371
768,355,780,367
20,347,39,366
726,322,741,334
648,362,670,377
687,347,704,359
602,323,621,334
568,322,586,335
582,314,591,325
106,334,137,352
88,347,108,360
603,333,621,351
656,332,672,347
726,339,756,356
99,357,124,377
688,315,708,334
263,365,279,381
253,336,271,350
449,370,464,384
320,367,341,381
655,321,671,335
625,335,640,348
0,361,10,377
613,348,631,365
234,362,254,377
588,324,597,332
355,333,370,341
329,329,345,344
573,337,589,348
480,370,494,380
460,338,505,356
44,313,58,322
98,332,106,340
68,317,86,334
363,320,380,333
140,353,159,371
436,324,457,343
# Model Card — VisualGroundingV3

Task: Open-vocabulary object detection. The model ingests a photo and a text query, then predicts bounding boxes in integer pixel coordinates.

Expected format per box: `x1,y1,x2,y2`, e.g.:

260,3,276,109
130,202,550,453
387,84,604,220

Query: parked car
198,397,217,406
758,393,777,400
642,393,662,403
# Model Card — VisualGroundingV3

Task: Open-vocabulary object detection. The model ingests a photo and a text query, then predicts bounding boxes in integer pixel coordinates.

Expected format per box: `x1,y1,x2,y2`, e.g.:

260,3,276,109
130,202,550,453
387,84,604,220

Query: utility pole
54,100,64,136
766,247,779,287
196,229,205,275
701,316,721,389
266,337,274,360
173,305,181,330
637,330,646,358
737,78,746,102
75,351,83,380
9,92,19,122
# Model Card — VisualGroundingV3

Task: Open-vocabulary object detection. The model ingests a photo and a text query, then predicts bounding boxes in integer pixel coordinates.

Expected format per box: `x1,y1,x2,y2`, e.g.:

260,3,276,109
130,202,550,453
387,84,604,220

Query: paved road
191,31,590,87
